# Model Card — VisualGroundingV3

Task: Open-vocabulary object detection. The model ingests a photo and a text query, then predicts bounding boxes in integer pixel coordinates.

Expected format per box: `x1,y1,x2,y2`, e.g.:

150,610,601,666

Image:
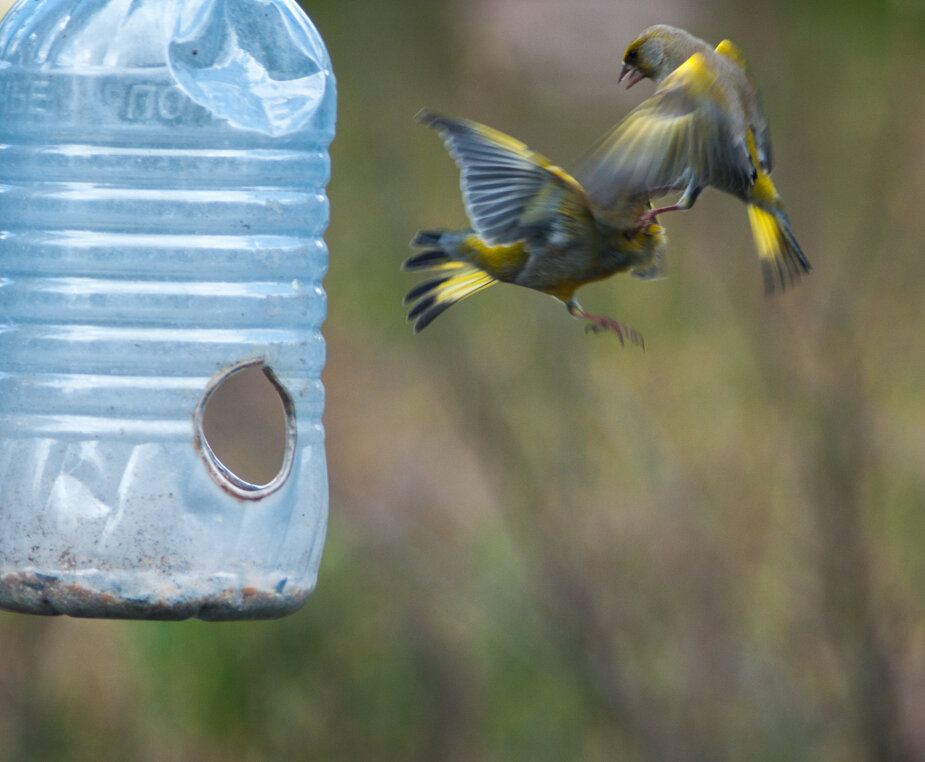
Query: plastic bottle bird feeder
0,0,335,620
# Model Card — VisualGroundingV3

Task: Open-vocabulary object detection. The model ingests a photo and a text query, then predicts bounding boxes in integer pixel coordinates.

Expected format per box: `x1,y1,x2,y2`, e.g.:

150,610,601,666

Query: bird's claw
632,210,658,234
580,312,644,349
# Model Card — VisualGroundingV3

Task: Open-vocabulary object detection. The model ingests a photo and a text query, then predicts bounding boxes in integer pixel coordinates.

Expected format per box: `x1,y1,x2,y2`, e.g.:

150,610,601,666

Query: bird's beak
619,63,645,89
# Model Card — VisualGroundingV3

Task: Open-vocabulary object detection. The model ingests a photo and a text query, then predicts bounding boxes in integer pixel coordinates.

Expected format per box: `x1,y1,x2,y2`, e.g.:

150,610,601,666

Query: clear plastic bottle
0,0,335,619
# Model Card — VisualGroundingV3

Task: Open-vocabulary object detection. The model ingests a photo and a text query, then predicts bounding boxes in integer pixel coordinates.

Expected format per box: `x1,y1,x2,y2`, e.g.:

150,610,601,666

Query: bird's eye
626,49,638,61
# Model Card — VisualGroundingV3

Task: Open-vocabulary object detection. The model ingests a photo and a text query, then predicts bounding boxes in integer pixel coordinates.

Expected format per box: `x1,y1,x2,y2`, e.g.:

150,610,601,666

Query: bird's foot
632,209,660,233
577,309,644,349
631,202,684,235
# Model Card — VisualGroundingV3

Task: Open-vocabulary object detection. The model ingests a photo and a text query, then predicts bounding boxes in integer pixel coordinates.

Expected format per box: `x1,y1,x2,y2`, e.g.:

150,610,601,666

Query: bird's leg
566,301,644,349
633,183,702,232
633,202,682,231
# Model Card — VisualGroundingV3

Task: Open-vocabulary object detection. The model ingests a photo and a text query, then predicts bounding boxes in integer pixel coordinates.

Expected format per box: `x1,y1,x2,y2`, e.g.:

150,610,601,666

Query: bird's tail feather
746,204,811,293
403,231,497,332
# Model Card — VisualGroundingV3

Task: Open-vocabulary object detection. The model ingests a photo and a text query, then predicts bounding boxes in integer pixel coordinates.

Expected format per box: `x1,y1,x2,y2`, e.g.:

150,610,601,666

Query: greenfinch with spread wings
577,25,811,292
404,110,667,346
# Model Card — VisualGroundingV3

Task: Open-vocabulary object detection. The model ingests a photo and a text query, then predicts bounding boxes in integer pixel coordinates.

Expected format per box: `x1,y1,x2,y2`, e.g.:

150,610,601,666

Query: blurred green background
2,0,925,759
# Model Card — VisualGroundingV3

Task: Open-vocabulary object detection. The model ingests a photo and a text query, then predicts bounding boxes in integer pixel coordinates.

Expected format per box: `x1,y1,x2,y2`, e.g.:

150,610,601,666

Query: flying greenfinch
576,25,811,292
404,109,666,346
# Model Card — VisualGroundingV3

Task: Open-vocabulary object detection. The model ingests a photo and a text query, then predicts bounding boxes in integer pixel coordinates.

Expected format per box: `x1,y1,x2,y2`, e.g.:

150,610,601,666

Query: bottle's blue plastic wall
0,0,335,619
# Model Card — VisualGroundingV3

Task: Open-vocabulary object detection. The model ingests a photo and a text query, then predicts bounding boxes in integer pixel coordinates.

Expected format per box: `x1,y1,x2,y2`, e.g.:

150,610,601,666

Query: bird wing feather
714,39,772,171
417,109,595,247
575,52,756,209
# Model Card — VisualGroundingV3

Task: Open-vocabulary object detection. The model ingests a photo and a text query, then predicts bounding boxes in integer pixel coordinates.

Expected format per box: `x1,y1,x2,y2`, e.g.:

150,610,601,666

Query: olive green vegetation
2,0,925,760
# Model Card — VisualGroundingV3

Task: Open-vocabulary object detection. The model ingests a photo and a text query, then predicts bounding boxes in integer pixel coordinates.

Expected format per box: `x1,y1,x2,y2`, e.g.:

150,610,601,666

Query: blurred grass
2,0,925,760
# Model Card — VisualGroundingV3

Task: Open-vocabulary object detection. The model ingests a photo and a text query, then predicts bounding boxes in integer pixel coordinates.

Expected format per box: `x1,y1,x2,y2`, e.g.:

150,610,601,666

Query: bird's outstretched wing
575,52,756,210
417,109,595,247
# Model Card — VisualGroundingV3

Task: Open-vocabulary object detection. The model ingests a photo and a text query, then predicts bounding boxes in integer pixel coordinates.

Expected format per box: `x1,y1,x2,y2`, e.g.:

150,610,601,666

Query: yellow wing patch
714,39,747,69
431,269,496,304
664,52,718,98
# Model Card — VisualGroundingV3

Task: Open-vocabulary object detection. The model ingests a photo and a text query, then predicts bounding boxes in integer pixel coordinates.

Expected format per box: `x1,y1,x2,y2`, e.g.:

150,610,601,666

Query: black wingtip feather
410,230,443,247
416,109,450,132
406,293,435,322
412,299,454,333
403,249,451,271
404,276,450,304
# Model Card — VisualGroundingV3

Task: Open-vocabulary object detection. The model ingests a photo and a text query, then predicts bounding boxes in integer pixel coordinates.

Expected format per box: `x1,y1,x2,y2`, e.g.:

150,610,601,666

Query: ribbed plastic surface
0,0,335,619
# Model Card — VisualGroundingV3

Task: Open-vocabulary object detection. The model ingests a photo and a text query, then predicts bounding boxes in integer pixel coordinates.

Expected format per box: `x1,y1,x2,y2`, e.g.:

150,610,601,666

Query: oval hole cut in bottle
194,359,297,500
